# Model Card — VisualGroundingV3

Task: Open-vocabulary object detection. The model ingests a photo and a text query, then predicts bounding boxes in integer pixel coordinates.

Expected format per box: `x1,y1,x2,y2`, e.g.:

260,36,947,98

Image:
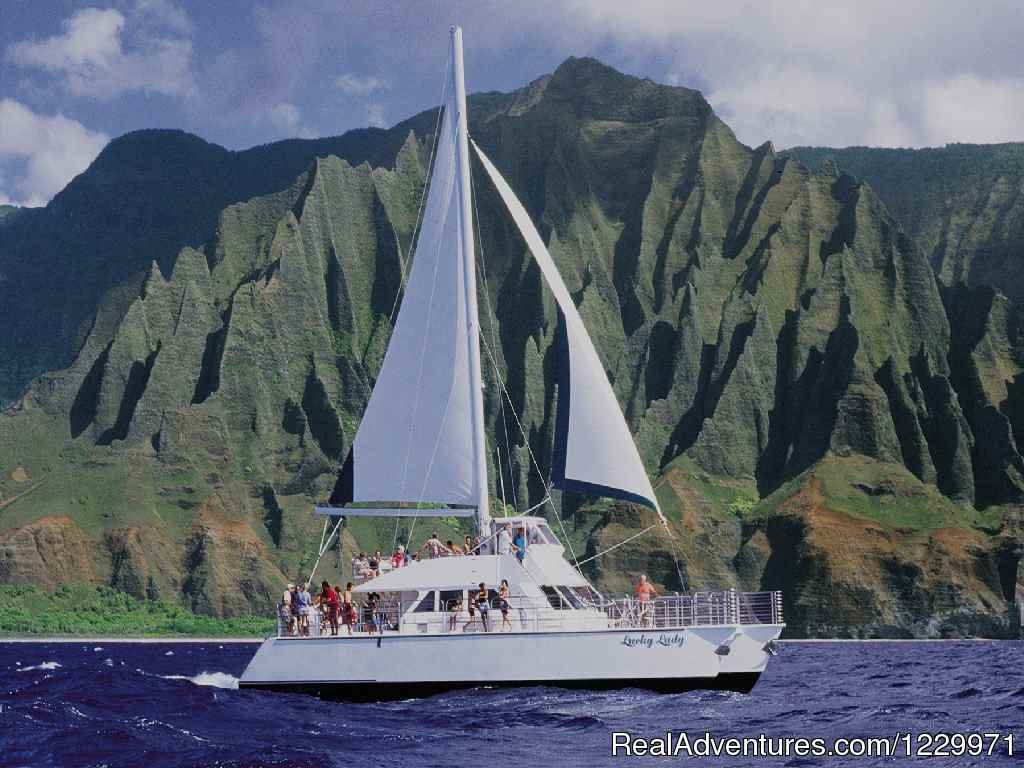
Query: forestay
472,141,662,515
331,69,477,508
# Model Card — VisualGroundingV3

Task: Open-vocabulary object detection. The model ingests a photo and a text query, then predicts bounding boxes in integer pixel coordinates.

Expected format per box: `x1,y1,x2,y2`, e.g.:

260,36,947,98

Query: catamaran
239,27,783,701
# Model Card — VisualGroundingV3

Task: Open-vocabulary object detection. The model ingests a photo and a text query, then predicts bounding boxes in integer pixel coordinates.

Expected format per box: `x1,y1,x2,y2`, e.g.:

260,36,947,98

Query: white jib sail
344,79,477,507
471,140,662,516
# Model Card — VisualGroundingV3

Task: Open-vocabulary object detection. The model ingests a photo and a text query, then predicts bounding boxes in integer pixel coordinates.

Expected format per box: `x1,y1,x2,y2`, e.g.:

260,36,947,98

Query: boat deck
275,589,783,638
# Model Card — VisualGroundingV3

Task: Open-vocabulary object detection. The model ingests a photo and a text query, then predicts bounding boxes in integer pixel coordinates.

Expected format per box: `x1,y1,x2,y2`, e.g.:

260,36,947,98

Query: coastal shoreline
0,636,1007,644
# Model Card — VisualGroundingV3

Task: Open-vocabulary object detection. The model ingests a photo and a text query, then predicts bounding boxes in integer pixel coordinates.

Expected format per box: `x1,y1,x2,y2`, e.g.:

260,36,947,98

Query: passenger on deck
445,539,461,556
497,579,511,631
447,593,463,631
297,583,312,636
320,581,339,636
464,589,477,631
281,583,295,636
368,551,382,577
513,529,527,565
341,582,355,634
635,574,658,626
419,532,449,559
463,535,475,555
365,592,380,633
391,545,405,569
496,523,513,555
289,584,301,635
354,552,372,579
476,582,491,632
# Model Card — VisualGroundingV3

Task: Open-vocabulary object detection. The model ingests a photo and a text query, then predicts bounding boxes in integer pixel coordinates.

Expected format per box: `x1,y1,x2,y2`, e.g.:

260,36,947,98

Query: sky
1,0,1023,207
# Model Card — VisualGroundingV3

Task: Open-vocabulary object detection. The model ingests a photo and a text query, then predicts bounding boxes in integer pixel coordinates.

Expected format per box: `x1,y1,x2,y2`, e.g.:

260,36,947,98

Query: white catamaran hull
239,624,782,701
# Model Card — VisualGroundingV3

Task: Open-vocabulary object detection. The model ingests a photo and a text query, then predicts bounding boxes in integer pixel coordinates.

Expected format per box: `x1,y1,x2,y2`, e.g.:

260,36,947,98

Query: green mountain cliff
1,59,1021,637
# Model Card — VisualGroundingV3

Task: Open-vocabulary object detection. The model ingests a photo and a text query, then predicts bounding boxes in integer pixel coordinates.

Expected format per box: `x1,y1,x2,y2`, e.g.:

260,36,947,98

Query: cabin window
413,591,437,613
541,586,571,610
530,523,559,545
439,589,463,611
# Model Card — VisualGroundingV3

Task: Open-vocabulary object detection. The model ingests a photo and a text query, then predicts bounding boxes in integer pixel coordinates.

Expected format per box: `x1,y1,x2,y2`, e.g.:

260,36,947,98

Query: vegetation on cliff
0,584,273,637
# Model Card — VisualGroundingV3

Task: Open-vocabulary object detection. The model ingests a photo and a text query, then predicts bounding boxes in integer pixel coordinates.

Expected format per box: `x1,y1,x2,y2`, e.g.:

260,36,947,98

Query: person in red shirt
320,580,340,636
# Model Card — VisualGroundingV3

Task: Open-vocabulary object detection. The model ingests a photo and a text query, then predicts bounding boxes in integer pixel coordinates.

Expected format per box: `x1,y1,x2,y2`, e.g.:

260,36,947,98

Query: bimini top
353,548,589,593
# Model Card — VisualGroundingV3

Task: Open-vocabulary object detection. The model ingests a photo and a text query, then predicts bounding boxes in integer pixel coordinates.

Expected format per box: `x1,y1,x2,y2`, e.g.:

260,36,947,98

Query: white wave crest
17,661,62,672
161,671,239,689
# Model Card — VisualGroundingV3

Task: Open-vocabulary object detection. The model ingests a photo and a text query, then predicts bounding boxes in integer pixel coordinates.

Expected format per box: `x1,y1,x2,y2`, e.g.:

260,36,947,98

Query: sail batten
471,140,663,517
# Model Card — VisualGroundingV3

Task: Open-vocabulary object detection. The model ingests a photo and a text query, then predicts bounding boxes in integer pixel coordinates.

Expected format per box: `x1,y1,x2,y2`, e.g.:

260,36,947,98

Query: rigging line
470,171,519,514
572,523,660,568
521,495,551,515
387,53,450,326
307,516,345,587
477,330,580,570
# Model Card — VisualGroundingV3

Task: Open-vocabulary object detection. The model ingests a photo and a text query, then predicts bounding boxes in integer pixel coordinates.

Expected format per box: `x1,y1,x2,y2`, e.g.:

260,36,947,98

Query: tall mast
451,26,490,534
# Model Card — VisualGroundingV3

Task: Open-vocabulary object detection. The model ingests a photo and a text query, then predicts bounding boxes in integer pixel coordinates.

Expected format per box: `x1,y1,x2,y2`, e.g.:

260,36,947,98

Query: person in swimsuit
463,535,475,555
476,582,490,633
464,589,477,631
498,579,511,631
447,593,463,632
419,532,449,559
340,582,354,635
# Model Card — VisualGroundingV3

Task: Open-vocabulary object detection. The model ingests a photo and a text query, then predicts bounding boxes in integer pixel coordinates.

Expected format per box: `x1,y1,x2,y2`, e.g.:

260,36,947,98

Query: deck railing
274,590,782,638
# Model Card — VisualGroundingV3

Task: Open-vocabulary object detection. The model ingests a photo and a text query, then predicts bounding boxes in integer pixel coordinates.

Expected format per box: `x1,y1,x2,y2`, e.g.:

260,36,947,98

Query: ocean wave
16,661,61,672
161,671,239,689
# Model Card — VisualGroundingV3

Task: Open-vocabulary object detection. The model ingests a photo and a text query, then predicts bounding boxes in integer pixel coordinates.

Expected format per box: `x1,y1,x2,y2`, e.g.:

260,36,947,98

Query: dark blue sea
0,641,1021,767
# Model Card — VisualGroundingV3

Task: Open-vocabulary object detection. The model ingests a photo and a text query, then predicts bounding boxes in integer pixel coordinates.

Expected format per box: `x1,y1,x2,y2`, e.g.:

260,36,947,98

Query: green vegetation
0,584,273,637
751,455,1005,532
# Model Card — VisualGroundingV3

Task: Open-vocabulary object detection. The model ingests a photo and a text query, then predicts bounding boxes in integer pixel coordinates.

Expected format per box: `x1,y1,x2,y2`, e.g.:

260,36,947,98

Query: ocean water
0,640,1021,767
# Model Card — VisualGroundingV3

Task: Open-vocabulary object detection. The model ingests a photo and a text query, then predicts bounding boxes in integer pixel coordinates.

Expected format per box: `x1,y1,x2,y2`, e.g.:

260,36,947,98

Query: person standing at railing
340,582,354,635
280,589,296,638
419,531,450,559
319,581,339,636
512,529,527,565
447,594,463,631
496,523,513,556
475,583,491,632
634,575,658,627
497,580,512,631
297,583,312,637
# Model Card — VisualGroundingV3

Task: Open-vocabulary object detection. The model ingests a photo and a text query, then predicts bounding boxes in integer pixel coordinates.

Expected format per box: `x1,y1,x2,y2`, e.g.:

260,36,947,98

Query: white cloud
0,99,109,207
922,75,1024,145
335,74,388,97
265,102,316,138
5,3,194,100
534,0,1024,148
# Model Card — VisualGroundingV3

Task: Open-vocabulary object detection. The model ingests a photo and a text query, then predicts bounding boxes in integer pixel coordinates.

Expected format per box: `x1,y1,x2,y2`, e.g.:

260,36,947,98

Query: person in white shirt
496,523,513,556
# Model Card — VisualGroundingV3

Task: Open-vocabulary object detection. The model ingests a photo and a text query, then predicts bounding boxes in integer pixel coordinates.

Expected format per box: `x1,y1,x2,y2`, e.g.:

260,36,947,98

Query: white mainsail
332,26,660,527
472,141,661,513
332,42,482,512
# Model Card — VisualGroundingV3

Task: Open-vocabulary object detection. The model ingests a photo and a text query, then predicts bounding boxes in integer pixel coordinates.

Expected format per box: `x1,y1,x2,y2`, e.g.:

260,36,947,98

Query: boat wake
161,671,239,689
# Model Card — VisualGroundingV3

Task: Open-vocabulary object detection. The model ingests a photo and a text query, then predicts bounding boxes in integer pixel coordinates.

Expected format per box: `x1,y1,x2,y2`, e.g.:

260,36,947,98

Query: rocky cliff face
0,59,1020,636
